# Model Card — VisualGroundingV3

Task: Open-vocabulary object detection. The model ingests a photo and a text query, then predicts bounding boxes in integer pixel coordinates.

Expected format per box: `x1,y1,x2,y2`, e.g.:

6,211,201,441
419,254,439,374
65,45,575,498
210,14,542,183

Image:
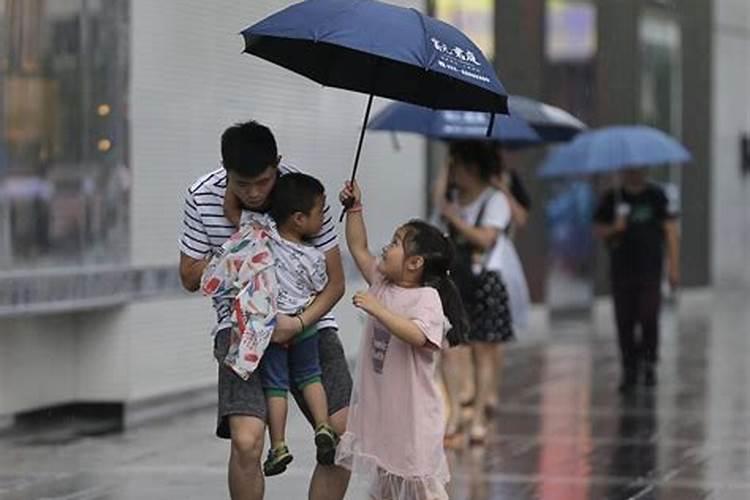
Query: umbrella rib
411,8,431,72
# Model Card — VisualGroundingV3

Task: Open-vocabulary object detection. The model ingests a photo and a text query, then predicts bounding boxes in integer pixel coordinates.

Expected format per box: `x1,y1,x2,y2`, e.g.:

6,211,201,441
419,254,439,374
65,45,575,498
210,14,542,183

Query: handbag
449,194,512,322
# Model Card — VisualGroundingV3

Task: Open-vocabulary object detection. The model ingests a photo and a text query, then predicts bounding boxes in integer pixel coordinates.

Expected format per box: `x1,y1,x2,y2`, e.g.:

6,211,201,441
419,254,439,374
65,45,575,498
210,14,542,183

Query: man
178,120,351,499
594,168,680,393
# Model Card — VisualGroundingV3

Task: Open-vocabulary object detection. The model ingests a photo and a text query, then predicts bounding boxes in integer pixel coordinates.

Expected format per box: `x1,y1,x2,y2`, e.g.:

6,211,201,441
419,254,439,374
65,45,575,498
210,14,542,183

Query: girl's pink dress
336,269,449,500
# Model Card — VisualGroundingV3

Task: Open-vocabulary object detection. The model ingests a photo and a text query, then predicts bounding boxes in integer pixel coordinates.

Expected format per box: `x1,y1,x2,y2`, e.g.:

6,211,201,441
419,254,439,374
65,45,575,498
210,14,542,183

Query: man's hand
271,313,300,344
352,290,383,317
613,215,627,233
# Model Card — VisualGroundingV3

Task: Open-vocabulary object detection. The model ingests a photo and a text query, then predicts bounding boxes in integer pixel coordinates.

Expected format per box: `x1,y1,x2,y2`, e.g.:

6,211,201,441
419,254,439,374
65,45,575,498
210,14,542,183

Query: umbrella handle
340,93,375,222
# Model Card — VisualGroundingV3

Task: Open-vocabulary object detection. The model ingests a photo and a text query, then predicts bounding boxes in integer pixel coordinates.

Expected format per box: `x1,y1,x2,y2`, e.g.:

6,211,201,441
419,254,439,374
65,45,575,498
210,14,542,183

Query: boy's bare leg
308,407,351,500
228,415,266,500
266,396,289,447
302,382,329,427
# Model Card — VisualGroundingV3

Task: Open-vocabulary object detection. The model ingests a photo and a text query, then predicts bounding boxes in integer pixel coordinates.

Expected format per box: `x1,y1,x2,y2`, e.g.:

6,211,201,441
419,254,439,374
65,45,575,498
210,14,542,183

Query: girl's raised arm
341,181,376,285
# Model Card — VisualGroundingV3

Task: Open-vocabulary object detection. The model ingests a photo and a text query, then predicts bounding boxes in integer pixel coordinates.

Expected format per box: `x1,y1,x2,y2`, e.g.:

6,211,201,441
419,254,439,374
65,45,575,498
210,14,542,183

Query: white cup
616,203,631,218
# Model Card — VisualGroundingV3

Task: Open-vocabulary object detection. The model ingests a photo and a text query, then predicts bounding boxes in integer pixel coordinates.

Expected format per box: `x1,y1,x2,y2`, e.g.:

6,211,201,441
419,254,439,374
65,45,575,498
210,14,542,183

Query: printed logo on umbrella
430,37,481,66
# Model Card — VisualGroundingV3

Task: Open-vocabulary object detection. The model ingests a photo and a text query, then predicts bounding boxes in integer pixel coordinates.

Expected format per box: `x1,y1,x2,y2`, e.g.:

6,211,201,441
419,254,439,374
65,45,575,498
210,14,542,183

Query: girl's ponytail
404,220,470,346
433,273,470,346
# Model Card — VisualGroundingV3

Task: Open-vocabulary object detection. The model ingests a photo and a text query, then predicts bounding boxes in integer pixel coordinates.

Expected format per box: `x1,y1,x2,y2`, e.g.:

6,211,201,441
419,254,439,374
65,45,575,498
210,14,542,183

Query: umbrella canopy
538,125,692,178
242,0,508,113
242,0,509,218
367,101,542,147
509,96,586,142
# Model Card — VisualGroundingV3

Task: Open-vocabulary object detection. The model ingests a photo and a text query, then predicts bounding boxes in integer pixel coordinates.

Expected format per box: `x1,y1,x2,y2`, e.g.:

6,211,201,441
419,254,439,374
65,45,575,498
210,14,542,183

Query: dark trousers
612,277,662,372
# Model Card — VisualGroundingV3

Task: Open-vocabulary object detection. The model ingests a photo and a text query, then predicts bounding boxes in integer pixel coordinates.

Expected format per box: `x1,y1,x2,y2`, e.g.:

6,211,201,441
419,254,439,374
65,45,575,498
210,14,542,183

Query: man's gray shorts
214,327,352,439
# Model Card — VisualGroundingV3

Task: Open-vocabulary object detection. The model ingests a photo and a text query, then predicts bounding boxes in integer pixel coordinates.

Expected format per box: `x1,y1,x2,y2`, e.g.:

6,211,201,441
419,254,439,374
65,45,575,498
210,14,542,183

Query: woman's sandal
469,423,488,445
443,419,464,449
460,396,475,408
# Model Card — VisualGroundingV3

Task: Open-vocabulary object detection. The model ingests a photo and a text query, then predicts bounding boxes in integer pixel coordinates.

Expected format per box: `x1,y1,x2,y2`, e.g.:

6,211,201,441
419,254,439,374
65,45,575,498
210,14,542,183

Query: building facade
0,0,426,424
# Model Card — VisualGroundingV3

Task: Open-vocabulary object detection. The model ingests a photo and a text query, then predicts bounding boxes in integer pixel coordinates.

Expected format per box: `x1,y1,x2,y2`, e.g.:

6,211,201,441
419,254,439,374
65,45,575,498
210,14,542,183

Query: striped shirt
179,164,339,331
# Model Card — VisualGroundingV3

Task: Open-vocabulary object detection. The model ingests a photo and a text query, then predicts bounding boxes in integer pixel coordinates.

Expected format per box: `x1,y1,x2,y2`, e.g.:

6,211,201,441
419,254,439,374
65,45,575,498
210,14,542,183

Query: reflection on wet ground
1,291,749,499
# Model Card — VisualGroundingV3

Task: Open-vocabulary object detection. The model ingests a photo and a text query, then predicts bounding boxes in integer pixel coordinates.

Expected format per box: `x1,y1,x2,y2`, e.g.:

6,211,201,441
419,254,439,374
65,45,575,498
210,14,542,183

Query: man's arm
594,217,626,240
179,253,209,292
178,188,211,292
593,191,621,240
664,219,680,288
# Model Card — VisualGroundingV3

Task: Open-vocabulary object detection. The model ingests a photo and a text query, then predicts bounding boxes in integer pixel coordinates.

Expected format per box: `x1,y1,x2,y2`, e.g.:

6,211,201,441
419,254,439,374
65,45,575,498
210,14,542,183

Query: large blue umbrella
509,96,587,142
367,101,542,148
538,125,692,178
241,0,508,205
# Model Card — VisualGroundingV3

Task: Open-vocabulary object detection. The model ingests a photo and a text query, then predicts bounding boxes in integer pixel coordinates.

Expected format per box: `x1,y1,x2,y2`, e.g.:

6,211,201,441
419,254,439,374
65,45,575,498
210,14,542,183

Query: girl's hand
339,180,362,208
224,189,242,228
352,290,382,316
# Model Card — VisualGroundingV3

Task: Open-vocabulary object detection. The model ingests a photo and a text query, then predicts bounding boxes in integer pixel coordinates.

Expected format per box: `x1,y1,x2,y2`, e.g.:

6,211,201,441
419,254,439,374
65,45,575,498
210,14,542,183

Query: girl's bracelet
347,203,363,213
296,314,306,334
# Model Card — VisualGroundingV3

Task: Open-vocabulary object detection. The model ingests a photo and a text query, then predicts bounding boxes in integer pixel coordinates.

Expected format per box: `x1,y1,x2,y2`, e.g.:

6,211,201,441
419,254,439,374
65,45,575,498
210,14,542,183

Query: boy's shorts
260,329,322,397
214,326,352,439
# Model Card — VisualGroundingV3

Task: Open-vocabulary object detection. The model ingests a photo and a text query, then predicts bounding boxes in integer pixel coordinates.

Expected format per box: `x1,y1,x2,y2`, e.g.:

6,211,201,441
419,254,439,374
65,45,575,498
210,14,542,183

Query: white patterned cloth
200,214,278,380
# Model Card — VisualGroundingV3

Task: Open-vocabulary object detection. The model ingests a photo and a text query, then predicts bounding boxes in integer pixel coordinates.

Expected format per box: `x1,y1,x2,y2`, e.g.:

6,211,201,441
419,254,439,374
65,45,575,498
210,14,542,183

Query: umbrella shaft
350,94,375,183
340,94,375,222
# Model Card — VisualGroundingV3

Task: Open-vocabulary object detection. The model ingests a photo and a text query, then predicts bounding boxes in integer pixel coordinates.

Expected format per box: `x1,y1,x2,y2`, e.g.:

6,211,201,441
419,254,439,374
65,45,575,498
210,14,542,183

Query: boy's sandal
314,423,339,466
263,444,294,477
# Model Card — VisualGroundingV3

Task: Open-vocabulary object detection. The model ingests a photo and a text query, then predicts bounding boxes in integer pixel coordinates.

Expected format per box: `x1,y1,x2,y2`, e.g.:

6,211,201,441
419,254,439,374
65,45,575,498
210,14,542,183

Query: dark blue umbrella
509,96,586,142
241,0,508,214
367,101,542,148
538,125,692,178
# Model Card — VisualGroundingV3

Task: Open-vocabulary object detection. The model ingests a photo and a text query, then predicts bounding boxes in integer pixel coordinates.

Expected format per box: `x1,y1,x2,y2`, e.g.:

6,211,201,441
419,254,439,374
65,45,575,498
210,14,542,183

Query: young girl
335,181,468,500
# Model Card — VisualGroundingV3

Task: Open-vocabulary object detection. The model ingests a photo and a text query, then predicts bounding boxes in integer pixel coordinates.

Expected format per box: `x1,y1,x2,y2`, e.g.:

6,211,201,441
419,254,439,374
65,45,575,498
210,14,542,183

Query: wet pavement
2,291,750,499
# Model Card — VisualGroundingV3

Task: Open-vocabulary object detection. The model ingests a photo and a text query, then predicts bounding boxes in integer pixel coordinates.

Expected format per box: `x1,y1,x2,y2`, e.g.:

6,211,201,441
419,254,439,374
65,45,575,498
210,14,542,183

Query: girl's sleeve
482,192,512,231
409,289,445,349
367,258,387,289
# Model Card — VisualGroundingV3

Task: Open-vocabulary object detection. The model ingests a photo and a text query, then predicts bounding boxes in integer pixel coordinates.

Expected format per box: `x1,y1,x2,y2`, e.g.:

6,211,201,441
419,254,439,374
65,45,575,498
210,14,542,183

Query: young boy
241,173,338,476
